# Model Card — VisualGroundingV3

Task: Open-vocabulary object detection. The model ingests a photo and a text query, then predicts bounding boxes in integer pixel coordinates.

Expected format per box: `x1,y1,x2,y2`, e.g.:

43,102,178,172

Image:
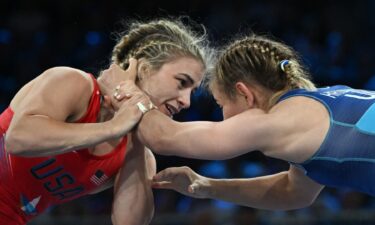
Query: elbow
4,130,33,156
294,194,317,209
284,199,315,211
281,192,318,211
4,133,22,155
291,185,321,210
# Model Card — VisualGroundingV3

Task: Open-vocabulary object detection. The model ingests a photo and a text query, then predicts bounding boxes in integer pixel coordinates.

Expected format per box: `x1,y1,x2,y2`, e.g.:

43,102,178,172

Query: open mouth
165,104,178,117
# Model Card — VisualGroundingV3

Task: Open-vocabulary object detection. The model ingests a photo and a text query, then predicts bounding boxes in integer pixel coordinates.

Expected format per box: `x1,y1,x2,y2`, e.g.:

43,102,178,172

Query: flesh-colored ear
137,58,151,81
235,82,254,107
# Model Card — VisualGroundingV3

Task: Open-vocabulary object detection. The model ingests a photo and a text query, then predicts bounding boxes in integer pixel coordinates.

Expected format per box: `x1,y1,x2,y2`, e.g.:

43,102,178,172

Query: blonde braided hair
111,19,213,74
210,34,315,109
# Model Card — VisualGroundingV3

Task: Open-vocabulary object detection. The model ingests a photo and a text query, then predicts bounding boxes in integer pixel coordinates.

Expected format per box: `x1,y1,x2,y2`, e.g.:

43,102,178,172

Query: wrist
197,176,215,199
105,119,120,139
206,178,216,199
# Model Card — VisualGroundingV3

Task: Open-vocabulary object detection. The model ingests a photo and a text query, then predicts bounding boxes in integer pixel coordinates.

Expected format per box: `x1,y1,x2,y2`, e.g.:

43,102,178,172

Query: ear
137,58,151,81
235,82,255,108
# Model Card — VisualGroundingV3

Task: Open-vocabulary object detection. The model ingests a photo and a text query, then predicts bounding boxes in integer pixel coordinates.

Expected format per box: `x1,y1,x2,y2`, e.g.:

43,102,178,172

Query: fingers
108,58,137,82
188,183,199,194
152,181,173,189
152,167,179,182
113,85,123,99
113,81,139,101
100,59,137,100
125,58,138,81
115,91,156,118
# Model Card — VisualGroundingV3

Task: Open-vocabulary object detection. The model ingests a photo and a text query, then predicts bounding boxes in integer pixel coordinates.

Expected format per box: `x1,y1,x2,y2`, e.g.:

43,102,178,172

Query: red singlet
0,75,127,224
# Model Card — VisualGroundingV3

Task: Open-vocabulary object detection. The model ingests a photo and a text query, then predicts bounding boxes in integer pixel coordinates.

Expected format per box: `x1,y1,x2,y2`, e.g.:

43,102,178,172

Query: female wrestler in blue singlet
103,34,375,210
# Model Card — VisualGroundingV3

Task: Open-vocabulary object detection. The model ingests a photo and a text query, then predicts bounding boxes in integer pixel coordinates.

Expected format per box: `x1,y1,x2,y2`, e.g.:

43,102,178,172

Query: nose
177,90,191,109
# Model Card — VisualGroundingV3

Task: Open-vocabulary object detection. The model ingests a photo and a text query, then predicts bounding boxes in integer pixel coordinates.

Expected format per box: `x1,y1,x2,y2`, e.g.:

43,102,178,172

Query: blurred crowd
2,0,375,224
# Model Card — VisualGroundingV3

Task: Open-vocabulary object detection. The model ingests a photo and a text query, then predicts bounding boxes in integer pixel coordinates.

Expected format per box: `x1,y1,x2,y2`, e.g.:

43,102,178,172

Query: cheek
149,87,178,106
144,83,166,101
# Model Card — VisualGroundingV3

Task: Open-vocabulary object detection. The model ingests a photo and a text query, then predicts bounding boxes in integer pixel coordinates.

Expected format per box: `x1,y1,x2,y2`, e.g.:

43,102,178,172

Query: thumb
126,58,138,81
188,182,200,194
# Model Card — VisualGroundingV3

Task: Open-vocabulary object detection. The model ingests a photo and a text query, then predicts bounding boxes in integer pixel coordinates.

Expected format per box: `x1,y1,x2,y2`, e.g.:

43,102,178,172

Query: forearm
112,185,154,225
112,183,154,225
137,110,177,152
137,110,227,160
5,115,120,156
138,109,271,160
205,172,312,210
112,138,155,225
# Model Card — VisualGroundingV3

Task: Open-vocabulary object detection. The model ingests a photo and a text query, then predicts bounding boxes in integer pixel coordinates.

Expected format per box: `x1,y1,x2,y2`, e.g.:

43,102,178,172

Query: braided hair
211,34,315,108
111,19,213,75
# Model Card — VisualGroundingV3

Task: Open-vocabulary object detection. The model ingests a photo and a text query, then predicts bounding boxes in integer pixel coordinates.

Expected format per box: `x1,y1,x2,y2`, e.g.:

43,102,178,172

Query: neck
95,78,116,122
96,78,111,97
251,85,274,111
97,103,115,122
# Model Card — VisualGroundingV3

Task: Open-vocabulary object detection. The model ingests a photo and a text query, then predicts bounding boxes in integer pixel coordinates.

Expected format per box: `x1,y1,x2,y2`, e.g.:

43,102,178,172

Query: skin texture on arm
5,66,143,156
137,108,289,160
153,165,324,210
112,134,156,225
137,94,328,163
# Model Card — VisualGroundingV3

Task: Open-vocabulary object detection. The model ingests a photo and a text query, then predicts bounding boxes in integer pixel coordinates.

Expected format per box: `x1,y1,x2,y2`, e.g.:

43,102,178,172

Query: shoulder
41,66,93,88
11,66,97,121
272,96,327,119
267,96,330,162
37,67,95,100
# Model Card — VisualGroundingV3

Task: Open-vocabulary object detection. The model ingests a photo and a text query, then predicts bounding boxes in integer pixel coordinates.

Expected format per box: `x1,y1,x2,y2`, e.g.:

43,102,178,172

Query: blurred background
2,0,375,224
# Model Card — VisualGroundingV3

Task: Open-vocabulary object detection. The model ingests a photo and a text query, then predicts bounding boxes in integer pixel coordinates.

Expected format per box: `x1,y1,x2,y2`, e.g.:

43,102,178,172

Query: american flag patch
90,170,108,186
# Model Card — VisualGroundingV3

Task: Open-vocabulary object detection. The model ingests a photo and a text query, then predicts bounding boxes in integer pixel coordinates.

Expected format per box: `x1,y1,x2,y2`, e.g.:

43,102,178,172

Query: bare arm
153,165,324,210
112,135,156,225
5,66,143,156
137,108,284,160
97,63,268,160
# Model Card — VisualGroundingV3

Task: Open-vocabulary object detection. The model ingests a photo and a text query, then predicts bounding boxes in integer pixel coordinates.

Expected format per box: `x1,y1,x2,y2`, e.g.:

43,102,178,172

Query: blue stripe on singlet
355,103,375,135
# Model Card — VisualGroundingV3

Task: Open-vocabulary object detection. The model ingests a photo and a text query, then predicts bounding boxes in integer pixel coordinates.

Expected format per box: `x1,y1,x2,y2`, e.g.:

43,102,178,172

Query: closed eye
177,78,188,89
177,73,195,89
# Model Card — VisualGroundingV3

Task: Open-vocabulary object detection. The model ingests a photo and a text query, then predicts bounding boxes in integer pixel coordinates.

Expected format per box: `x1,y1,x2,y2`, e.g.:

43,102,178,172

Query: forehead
160,57,204,84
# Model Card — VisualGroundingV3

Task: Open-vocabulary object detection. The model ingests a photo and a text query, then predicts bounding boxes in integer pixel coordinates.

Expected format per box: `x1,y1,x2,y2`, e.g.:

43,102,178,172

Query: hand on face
99,59,156,112
99,59,137,106
152,166,210,199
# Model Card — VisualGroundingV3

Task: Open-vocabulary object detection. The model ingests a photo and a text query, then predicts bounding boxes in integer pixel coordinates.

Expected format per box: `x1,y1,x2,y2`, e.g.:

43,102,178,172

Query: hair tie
280,60,290,72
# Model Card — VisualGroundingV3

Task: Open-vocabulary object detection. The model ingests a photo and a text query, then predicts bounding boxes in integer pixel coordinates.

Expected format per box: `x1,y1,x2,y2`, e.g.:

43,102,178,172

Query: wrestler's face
138,57,204,117
211,85,249,120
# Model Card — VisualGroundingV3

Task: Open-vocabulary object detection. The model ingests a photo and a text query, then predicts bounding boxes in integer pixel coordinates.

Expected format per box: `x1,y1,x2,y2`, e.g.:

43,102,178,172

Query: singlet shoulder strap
76,74,101,123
